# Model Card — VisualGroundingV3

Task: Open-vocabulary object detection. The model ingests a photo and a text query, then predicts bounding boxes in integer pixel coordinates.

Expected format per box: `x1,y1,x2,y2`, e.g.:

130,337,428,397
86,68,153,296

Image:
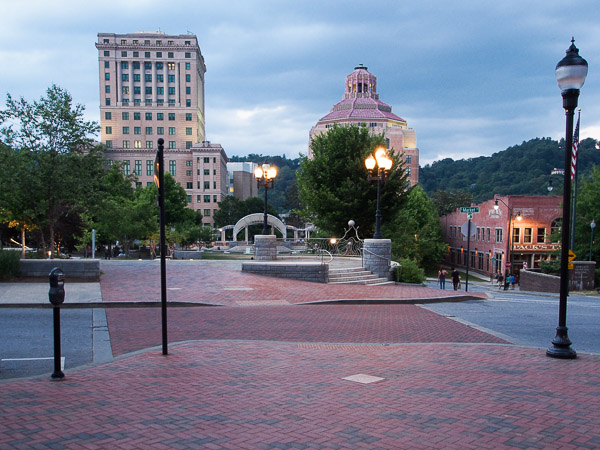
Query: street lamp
254,161,277,235
365,146,393,239
494,199,521,290
547,38,588,360
590,220,596,261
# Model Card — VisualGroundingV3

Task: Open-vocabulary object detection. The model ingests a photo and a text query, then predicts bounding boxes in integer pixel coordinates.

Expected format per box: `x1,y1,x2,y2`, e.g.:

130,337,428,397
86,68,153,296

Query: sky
1,0,599,166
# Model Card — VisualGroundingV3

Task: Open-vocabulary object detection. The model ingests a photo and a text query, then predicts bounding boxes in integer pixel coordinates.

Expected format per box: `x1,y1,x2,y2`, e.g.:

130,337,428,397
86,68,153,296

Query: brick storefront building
441,195,562,278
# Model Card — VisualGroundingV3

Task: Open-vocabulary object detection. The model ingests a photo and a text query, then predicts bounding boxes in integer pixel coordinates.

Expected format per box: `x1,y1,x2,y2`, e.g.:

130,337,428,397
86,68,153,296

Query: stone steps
328,267,394,285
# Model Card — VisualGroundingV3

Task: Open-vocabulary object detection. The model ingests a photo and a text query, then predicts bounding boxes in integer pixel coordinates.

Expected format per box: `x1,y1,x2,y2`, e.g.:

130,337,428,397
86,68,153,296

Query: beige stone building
309,65,419,187
96,31,228,226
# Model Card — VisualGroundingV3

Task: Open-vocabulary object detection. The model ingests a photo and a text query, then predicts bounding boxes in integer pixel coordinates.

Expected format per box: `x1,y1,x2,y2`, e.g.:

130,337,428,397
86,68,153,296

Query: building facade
96,31,228,226
309,65,419,187
441,195,562,278
227,162,259,200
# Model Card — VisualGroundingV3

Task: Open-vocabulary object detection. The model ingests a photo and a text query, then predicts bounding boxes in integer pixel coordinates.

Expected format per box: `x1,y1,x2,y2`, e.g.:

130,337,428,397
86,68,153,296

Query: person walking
438,267,447,289
451,268,460,291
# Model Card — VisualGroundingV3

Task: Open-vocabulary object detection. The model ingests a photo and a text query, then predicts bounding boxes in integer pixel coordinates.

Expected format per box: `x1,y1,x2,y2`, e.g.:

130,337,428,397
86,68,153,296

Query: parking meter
49,267,65,306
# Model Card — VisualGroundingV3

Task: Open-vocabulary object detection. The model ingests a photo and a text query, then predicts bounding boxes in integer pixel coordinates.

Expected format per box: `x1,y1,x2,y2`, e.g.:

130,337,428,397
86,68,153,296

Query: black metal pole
157,139,168,356
465,219,471,292
263,181,268,235
505,209,512,291
590,225,595,261
51,306,64,380
373,172,382,239
547,89,578,359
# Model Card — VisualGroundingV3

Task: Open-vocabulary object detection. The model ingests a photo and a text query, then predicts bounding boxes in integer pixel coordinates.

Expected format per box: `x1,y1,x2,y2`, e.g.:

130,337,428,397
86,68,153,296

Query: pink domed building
309,65,419,186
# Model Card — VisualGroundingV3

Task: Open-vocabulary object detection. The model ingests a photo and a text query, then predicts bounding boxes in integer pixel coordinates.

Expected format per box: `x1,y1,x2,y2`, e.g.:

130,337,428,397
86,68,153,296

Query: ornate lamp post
590,220,596,261
365,146,393,239
254,162,277,235
547,39,588,360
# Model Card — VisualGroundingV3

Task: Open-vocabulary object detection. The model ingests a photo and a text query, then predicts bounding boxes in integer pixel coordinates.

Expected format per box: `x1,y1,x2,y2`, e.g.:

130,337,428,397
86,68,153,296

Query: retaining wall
20,259,100,281
242,261,328,283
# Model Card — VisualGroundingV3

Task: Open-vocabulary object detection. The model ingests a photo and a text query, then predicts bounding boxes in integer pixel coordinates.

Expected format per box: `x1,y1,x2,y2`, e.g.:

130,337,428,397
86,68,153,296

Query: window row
105,112,193,121
104,72,191,82
103,50,193,59
104,61,192,71
104,140,192,150
105,126,192,135
106,98,192,107
102,38,193,46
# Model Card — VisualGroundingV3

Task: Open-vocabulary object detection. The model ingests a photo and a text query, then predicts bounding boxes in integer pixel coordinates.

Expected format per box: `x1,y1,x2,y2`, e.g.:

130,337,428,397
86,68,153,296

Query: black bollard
49,268,66,380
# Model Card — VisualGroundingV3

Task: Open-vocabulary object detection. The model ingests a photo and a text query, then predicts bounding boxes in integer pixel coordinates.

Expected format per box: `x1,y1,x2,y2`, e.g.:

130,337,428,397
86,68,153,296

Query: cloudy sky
1,0,598,165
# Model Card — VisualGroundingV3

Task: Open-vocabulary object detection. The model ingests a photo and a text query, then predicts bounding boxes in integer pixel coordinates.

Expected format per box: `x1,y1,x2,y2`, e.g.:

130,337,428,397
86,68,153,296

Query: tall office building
309,65,419,187
96,31,227,226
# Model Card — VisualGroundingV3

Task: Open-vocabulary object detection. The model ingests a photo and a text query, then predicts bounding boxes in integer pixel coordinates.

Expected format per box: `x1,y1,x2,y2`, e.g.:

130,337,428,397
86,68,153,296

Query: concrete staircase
328,267,394,285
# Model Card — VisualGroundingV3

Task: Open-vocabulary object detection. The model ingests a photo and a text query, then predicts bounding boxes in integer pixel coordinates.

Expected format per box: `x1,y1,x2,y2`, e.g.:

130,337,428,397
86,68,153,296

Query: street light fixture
365,146,393,239
255,161,277,235
547,38,588,360
494,199,522,289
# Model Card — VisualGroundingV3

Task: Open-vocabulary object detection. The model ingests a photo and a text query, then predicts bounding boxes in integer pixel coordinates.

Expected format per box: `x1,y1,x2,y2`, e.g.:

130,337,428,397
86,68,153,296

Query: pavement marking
167,287,182,290
343,374,385,384
1,357,65,370
224,287,254,291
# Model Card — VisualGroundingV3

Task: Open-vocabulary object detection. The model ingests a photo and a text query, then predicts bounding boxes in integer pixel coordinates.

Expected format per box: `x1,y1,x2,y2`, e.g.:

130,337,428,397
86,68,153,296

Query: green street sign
460,206,480,214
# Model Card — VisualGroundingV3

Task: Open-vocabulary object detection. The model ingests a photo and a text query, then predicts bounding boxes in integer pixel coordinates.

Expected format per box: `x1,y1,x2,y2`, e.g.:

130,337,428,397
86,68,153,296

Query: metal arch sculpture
232,213,287,239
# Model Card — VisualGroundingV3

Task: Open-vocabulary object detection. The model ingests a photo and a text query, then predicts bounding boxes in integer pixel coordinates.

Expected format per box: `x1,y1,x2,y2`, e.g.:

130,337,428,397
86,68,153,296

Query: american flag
571,112,580,181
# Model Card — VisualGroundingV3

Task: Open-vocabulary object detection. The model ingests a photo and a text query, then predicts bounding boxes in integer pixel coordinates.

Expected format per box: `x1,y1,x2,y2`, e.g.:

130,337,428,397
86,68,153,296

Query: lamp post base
546,326,577,359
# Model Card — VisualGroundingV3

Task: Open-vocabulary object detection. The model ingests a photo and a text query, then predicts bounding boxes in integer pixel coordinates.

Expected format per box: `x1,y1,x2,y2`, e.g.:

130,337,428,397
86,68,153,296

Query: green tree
430,190,475,216
573,165,600,262
383,185,448,271
297,124,408,237
0,85,102,254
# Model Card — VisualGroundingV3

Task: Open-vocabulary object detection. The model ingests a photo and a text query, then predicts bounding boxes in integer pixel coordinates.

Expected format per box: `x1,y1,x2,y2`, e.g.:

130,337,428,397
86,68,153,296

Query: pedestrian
452,268,460,291
438,267,447,289
497,273,504,288
510,274,516,289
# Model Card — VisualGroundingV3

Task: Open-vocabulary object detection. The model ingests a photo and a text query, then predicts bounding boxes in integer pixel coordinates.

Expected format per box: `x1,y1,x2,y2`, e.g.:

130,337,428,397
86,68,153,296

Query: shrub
393,258,425,284
540,260,561,275
0,251,21,280
595,268,600,289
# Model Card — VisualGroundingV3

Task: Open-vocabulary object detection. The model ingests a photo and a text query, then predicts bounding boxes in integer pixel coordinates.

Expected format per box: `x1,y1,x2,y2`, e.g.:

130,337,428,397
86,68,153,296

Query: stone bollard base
254,235,277,261
363,239,392,280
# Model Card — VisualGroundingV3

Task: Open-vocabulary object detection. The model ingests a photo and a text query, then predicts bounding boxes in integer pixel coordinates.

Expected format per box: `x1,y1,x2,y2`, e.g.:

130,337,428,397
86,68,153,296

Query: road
423,280,600,354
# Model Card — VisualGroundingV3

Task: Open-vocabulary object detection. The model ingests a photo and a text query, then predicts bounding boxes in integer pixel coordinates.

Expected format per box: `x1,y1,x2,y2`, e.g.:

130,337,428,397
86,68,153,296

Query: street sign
505,262,511,269
460,206,480,214
568,249,576,263
461,221,477,238
467,213,473,220
568,263,574,270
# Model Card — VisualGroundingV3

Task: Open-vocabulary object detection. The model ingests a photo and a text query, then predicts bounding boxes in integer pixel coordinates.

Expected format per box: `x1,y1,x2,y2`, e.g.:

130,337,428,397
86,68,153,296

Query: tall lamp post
494,198,522,289
547,38,588,360
254,162,277,235
590,220,596,261
365,146,393,239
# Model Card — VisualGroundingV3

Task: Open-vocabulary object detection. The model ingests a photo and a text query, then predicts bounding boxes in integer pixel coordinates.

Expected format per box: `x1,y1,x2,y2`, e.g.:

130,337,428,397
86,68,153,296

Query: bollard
49,267,65,380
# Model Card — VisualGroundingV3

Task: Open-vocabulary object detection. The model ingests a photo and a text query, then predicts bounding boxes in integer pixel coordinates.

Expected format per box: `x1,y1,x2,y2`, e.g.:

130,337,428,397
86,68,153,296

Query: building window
105,126,112,135
168,74,175,83
203,169,210,176
157,87,164,95
144,61,151,69
169,160,176,176
512,227,520,244
168,40,174,46
168,87,176,95
133,74,140,82
204,181,210,190
122,126,129,134
168,63,175,70
133,112,141,120
213,195,217,203
157,74,164,82
103,51,109,57
134,127,141,135
104,61,110,68
185,52,191,58
105,85,111,94
204,209,211,216
168,141,176,149
185,128,192,135
123,161,130,175
157,127,164,135
157,113,164,121
186,141,192,149
146,160,153,176
168,127,176,135
495,228,503,243
133,61,140,69
147,182,153,187
204,195,210,203
145,74,152,82
156,52,162,58
168,52,174,58
186,74,191,82
134,140,142,149
122,86,129,95
168,99,175,104
105,73,110,81
186,170,192,177
168,113,175,121
185,86,191,95
145,88,152,96
105,112,112,120
121,51,127,57
105,140,112,148
146,127,153,135
122,112,129,120
123,140,130,149
186,63,191,70
197,195,202,203
145,113,152,120
187,195,192,203
204,157,210,163
523,228,532,244
146,141,153,149
133,86,141,95
134,160,142,176
186,182,193,189
406,155,412,164
186,113,192,121
487,227,491,242
121,61,129,69
537,227,546,243
121,39,127,44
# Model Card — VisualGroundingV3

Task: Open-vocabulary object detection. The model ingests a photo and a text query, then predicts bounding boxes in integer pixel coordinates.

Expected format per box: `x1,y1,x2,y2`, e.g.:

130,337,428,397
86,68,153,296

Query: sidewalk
1,259,599,448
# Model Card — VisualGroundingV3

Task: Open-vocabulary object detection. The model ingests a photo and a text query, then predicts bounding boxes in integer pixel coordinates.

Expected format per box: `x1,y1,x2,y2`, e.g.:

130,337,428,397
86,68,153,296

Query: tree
297,124,408,237
573,165,600,262
0,85,102,254
430,190,475,216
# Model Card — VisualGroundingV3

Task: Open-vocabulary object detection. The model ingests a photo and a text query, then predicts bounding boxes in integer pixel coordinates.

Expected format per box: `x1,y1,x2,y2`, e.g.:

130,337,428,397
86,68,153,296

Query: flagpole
570,109,581,251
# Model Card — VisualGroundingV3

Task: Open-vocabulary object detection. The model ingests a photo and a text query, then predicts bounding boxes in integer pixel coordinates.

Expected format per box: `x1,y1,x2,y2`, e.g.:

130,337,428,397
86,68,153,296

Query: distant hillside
419,137,600,202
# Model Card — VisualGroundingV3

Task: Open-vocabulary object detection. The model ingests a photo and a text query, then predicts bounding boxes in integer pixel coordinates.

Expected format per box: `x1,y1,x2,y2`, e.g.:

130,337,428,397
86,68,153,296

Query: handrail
361,246,392,268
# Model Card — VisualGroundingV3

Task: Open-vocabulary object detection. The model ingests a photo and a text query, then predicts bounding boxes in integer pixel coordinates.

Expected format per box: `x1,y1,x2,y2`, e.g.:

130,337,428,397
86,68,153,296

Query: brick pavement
1,342,599,448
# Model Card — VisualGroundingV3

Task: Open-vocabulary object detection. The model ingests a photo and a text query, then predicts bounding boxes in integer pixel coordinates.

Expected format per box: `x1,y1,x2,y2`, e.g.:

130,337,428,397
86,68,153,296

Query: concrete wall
242,262,328,283
363,239,392,280
519,261,596,292
20,259,100,281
